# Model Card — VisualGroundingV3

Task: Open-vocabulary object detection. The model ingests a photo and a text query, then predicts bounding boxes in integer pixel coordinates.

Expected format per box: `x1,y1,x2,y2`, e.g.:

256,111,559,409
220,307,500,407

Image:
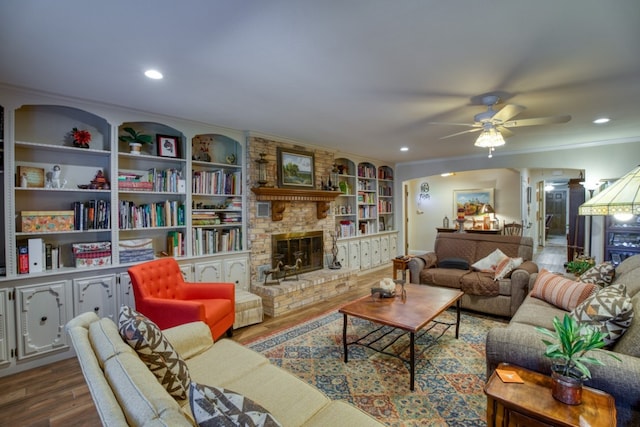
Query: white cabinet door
73,275,117,321
360,238,372,270
371,237,381,267
0,289,9,367
380,235,390,263
348,240,361,270
180,263,194,282
224,257,249,291
16,280,72,360
390,233,398,257
336,241,349,268
118,273,136,310
194,260,223,283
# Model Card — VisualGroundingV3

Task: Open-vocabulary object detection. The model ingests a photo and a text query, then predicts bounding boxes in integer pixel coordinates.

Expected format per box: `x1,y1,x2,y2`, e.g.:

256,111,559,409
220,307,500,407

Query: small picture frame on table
157,135,179,158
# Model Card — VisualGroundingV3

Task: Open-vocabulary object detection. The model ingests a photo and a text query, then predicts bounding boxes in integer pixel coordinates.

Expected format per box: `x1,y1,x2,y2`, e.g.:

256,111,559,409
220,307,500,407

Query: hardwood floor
0,240,565,426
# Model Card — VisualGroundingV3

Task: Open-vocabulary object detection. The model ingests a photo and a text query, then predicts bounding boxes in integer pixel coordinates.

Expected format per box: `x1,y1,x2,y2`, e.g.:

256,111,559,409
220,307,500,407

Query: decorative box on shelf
21,210,75,232
119,239,154,263
72,241,112,268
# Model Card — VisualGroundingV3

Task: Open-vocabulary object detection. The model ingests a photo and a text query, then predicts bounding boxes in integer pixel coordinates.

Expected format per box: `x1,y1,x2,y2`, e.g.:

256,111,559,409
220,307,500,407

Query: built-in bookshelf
334,158,357,238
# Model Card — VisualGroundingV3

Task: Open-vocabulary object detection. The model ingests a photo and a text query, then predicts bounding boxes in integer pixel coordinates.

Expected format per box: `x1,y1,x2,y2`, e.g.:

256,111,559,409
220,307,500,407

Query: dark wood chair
503,221,524,236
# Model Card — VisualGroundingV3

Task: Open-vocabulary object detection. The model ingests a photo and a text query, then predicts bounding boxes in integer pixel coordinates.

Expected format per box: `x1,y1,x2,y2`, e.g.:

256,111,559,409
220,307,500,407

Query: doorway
545,191,567,236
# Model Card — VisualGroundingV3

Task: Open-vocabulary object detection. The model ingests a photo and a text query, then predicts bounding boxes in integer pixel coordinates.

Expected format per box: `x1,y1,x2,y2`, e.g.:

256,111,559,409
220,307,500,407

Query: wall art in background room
277,147,315,188
453,188,494,217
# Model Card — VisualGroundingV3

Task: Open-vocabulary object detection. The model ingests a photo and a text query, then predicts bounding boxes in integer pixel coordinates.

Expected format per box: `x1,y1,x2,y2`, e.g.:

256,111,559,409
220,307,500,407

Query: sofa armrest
508,263,538,316
182,282,235,305
408,252,437,284
162,321,214,359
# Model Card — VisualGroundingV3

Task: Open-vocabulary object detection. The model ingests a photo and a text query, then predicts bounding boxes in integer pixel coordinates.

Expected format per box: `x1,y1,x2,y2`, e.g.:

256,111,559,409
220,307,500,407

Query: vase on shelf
129,142,142,155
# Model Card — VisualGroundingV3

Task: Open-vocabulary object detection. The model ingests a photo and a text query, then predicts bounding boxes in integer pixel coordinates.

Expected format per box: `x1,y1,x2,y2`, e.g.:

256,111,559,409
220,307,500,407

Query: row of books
192,170,241,195
378,199,393,214
119,200,185,229
148,168,184,193
167,231,185,257
357,191,376,204
358,205,377,219
337,220,357,238
192,227,242,255
72,200,110,230
18,239,60,274
357,165,376,178
378,186,393,197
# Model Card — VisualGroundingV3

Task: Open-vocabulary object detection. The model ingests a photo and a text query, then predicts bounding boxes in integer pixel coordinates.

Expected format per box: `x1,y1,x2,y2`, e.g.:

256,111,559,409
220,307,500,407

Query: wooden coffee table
339,284,464,390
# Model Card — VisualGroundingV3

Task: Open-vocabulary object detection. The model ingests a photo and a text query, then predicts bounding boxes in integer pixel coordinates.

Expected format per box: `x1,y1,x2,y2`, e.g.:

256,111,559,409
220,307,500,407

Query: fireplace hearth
271,231,324,276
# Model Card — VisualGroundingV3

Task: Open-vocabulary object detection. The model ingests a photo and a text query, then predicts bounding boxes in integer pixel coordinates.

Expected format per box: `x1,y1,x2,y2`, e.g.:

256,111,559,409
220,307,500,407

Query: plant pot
129,142,142,155
551,371,583,405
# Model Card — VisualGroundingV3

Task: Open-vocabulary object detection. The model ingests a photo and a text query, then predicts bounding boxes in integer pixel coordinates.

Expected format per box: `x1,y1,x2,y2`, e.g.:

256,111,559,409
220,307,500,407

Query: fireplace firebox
271,231,324,276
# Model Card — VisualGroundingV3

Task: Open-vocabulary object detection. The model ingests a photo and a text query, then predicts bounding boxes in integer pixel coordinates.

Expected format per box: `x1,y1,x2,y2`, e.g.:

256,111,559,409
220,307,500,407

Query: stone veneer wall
247,136,337,283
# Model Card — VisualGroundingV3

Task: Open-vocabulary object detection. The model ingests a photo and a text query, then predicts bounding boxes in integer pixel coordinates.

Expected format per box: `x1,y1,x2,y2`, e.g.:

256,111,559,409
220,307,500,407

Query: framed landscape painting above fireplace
277,147,315,188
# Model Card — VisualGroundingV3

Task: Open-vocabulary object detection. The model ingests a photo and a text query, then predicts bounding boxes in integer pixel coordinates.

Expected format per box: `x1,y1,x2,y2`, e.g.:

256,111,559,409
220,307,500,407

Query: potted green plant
565,259,593,276
536,314,620,405
118,127,153,155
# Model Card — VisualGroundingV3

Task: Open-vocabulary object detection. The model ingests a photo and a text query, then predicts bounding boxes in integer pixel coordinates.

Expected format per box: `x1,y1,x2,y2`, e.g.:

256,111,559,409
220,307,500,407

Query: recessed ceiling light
400,147,409,152
593,117,610,124
144,69,163,80
441,172,455,177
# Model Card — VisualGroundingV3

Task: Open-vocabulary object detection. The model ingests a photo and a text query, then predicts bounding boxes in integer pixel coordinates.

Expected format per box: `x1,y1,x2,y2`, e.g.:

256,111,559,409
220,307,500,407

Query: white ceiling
1,1,639,164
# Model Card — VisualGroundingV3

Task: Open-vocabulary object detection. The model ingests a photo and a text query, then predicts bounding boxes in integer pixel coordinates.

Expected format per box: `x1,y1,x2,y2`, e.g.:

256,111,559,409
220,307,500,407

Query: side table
484,363,616,427
392,256,411,283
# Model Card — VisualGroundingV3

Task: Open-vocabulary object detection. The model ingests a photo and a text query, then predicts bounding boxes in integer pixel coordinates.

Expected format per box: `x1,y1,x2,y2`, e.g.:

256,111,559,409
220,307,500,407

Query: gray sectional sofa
486,255,640,426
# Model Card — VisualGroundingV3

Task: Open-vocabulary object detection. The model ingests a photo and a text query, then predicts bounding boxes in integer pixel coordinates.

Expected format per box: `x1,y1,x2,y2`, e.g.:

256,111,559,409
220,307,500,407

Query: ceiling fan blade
491,104,526,123
503,114,571,128
439,128,482,140
496,126,514,138
428,121,480,127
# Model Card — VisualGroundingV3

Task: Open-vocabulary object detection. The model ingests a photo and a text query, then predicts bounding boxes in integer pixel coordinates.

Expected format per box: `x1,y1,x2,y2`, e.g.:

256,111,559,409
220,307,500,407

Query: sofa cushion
189,382,282,427
494,257,523,281
531,269,598,311
119,306,191,400
471,248,507,272
579,262,615,287
420,268,468,289
612,294,640,357
460,271,500,296
571,283,634,347
438,257,470,270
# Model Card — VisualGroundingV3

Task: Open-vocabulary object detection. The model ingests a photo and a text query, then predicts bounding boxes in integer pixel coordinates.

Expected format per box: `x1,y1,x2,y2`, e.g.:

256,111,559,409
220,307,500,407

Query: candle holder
255,153,268,187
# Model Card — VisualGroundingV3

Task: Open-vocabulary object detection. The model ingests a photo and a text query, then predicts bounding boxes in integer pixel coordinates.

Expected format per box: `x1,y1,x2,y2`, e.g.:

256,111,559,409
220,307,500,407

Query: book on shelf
17,241,29,274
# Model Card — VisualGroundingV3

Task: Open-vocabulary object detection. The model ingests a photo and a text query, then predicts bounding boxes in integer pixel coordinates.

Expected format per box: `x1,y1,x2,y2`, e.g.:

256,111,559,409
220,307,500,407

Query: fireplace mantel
251,187,341,221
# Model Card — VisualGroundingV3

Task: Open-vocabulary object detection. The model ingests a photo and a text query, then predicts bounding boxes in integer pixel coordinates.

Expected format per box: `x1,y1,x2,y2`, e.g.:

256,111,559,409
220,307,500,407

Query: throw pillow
471,249,508,272
189,382,282,427
571,283,634,347
579,261,615,286
531,269,599,311
118,306,191,400
438,258,470,270
494,257,524,281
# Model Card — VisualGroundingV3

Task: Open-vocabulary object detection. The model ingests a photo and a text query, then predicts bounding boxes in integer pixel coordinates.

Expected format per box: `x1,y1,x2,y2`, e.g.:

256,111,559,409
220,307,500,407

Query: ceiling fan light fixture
474,128,505,148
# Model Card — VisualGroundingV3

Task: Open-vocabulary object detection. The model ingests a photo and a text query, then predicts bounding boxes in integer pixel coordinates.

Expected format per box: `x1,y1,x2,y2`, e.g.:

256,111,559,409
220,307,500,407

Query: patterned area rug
247,309,508,426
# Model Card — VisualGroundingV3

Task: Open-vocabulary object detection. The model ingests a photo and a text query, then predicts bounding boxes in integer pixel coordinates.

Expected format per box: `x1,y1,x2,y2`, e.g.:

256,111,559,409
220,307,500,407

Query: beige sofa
67,312,383,427
486,255,640,426
408,233,538,317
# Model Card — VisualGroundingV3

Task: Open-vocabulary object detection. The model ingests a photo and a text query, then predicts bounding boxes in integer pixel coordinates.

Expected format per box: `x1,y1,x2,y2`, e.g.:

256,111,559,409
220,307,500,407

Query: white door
118,273,136,310
371,237,381,267
380,235,390,263
360,238,372,270
337,241,349,268
0,289,9,367
224,257,249,291
348,240,361,270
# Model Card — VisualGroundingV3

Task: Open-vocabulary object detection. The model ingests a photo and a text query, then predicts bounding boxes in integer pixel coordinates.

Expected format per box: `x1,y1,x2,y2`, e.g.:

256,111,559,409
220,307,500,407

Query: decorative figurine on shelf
20,173,28,188
47,165,67,189
71,127,91,149
89,170,110,190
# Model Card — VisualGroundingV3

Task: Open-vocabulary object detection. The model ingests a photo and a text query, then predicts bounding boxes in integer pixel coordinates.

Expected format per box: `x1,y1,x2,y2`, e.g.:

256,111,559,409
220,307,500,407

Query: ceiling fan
431,95,571,142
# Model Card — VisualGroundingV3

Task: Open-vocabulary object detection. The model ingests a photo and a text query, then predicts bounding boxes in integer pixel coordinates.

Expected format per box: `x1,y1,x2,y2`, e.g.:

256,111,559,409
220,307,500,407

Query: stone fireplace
271,230,323,275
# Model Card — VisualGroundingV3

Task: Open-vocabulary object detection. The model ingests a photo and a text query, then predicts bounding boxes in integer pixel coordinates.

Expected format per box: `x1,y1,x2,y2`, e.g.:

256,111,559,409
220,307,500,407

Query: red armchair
127,258,235,340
